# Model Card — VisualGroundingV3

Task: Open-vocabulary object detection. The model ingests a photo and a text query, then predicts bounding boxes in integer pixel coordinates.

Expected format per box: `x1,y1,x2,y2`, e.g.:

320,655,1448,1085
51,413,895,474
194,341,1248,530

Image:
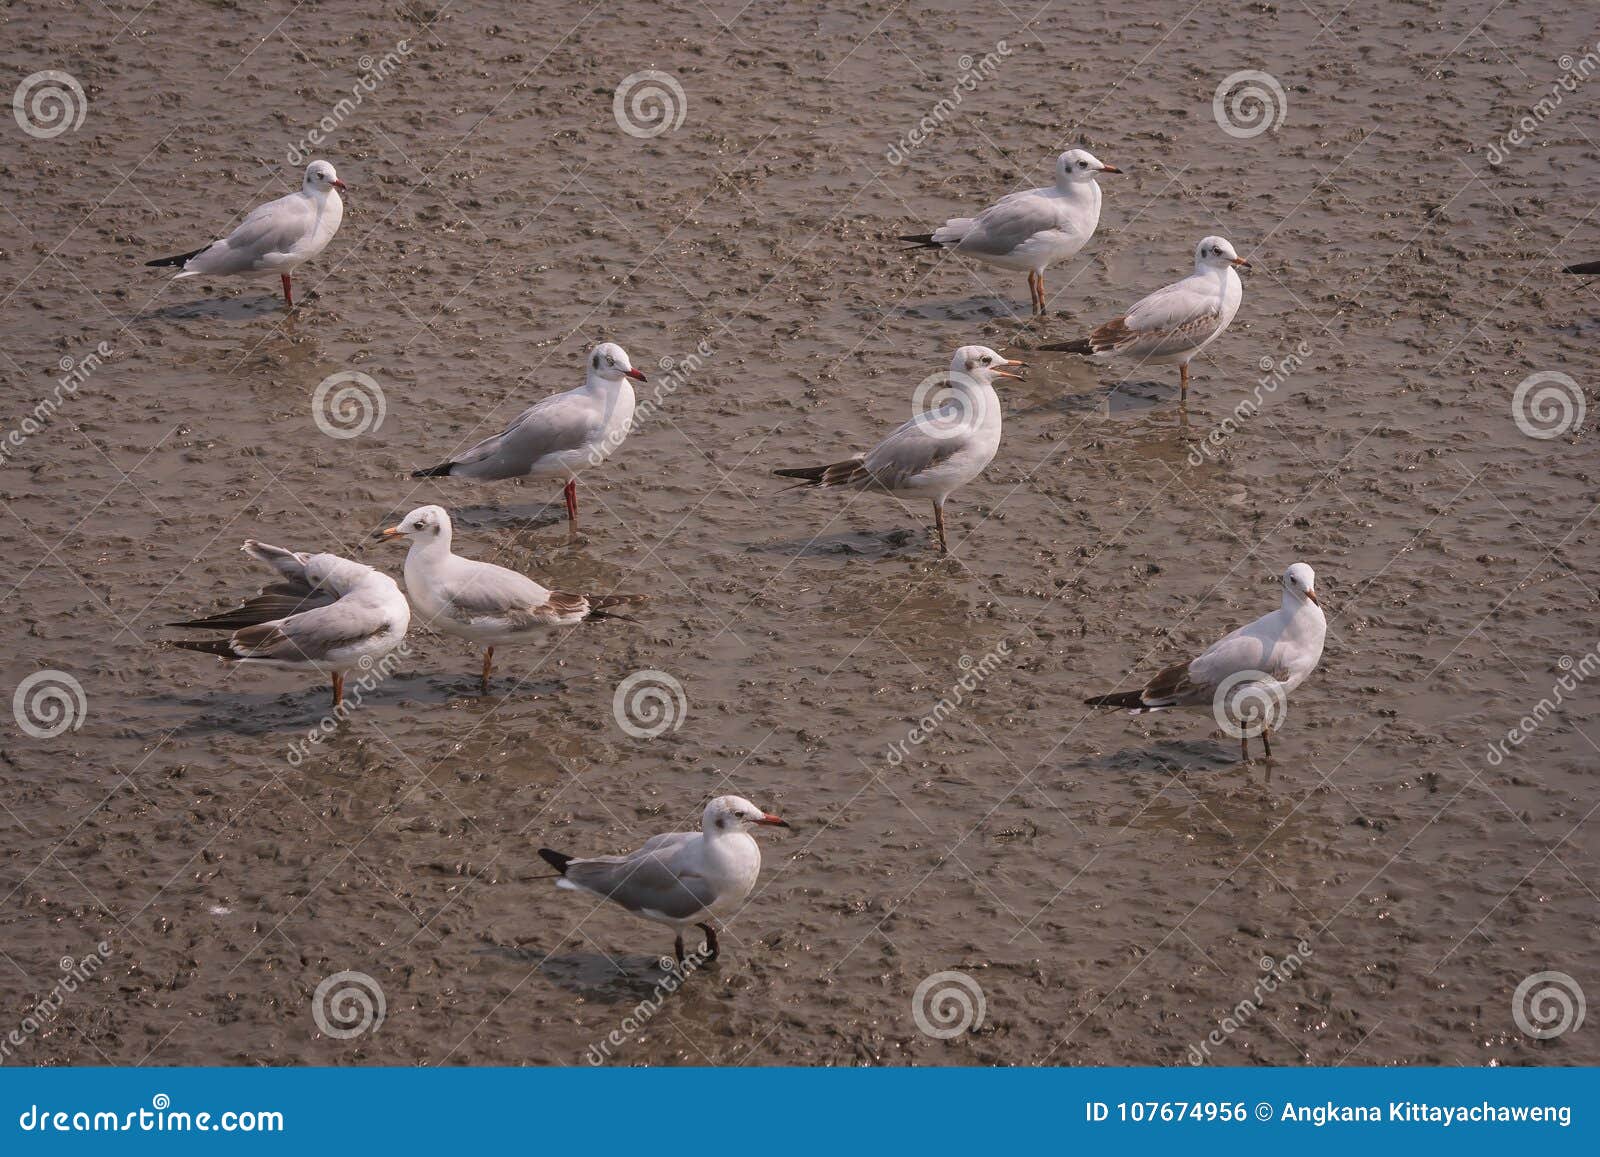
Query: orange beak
373,525,404,542
1231,257,1251,269
1098,164,1122,174
1305,589,1319,605
756,813,790,828
992,358,1027,381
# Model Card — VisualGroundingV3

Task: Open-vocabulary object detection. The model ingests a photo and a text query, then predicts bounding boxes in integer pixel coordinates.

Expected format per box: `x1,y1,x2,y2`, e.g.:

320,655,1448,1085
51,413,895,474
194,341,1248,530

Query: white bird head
588,342,648,384
1057,148,1120,185
1196,235,1249,271
303,160,346,194
703,795,789,834
949,344,1026,385
1282,562,1318,606
375,504,452,547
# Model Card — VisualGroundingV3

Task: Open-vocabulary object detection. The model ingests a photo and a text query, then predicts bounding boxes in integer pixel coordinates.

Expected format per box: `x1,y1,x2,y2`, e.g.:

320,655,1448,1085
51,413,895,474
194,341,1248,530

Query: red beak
756,813,790,828
332,178,347,190
625,367,648,382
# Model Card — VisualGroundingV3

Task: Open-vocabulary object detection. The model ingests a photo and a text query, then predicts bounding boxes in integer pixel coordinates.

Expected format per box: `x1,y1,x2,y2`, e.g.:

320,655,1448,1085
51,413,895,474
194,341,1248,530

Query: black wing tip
585,593,647,623
411,462,455,478
1564,260,1600,275
145,246,206,268
1084,691,1144,709
1039,338,1094,354
537,849,573,875
897,233,942,250
772,465,825,482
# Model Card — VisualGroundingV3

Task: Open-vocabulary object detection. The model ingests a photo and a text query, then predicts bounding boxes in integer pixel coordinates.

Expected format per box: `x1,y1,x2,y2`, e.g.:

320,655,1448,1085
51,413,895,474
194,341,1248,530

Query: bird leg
563,479,579,532
481,646,494,694
1261,726,1273,761
1179,362,1189,402
1029,271,1045,315
1240,734,1250,764
696,921,719,961
933,500,948,554
281,273,294,307
673,933,686,967
331,671,344,710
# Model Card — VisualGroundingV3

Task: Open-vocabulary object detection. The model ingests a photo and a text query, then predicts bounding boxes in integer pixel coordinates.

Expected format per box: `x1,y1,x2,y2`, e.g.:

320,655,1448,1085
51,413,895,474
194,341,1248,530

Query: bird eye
606,356,615,367
980,356,991,365
1078,161,1088,169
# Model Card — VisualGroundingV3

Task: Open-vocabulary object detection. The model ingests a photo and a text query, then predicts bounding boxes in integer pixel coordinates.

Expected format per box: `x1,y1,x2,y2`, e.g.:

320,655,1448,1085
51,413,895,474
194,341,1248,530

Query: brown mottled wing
1141,659,1203,704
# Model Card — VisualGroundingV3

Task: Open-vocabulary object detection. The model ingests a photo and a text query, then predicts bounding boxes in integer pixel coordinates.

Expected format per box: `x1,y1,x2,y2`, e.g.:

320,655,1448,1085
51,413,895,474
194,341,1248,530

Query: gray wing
169,541,332,630
188,192,315,276
956,192,1067,256
435,559,551,616
564,846,719,920
228,591,392,662
860,407,966,488
448,390,602,479
242,540,315,587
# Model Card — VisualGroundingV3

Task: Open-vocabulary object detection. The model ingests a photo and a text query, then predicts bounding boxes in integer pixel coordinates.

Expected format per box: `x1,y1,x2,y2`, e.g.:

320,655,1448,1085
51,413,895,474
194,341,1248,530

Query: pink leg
281,273,293,307
563,480,578,530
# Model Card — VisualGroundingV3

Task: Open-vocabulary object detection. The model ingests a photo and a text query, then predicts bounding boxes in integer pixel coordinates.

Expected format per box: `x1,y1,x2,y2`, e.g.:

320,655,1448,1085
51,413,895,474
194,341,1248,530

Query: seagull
411,343,645,533
899,148,1119,315
538,795,790,966
374,504,646,692
1083,563,1325,762
772,345,1020,554
146,160,346,308
167,540,410,708
1039,235,1249,402
1564,260,1600,274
